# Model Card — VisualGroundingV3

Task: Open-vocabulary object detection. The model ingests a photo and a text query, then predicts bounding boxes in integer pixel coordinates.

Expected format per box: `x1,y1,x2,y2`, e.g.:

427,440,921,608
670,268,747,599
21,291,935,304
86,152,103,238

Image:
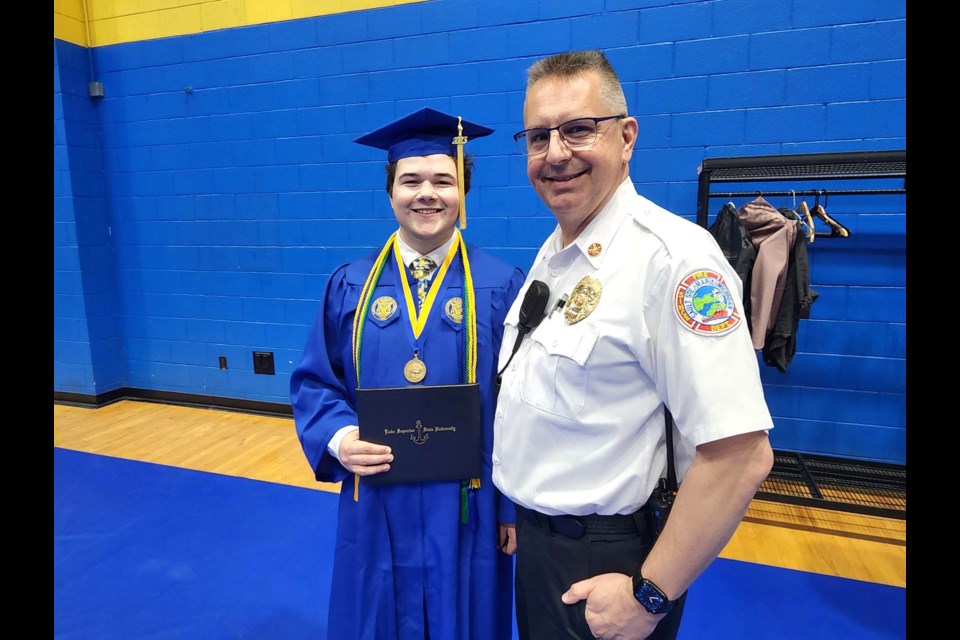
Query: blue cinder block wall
53,0,906,464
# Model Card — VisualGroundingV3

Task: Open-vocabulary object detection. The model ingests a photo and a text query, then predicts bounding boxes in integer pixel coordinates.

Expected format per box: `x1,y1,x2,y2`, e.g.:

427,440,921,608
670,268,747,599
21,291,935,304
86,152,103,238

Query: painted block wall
53,0,906,464
55,39,126,397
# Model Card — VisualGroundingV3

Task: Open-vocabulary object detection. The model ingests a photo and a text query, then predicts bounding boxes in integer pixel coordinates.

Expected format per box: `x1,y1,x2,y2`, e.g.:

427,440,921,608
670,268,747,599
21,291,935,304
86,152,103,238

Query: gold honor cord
349,229,479,502
352,231,397,387
350,232,395,502
459,238,477,384
454,116,468,229
458,237,481,506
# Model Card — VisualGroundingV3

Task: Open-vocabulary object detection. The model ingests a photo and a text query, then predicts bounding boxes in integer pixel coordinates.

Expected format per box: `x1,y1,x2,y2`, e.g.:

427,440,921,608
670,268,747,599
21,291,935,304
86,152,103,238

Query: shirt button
552,339,559,347
551,269,560,277
496,410,503,419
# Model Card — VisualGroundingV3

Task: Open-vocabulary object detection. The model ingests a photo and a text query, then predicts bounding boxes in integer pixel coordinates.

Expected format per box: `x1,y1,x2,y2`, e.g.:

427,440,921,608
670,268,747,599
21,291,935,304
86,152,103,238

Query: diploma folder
356,383,482,485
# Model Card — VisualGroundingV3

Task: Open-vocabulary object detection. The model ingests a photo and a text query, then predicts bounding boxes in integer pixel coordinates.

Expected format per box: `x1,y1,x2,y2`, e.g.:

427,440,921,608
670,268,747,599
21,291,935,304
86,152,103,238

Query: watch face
634,580,672,615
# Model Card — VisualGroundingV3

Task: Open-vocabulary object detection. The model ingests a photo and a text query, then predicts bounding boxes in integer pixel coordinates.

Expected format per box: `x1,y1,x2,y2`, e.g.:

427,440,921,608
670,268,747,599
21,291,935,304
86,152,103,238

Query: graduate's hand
338,430,394,476
498,524,517,555
561,573,662,640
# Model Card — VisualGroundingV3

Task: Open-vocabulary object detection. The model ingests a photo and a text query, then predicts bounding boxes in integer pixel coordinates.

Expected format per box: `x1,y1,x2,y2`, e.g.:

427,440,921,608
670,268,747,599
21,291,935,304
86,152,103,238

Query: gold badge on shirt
564,276,602,325
371,296,398,321
587,242,602,257
444,297,463,324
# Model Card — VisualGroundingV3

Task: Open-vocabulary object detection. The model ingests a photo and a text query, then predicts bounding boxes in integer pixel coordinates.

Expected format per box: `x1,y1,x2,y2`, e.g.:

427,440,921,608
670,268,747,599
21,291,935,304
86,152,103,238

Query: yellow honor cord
459,238,477,383
458,238,479,489
352,231,397,387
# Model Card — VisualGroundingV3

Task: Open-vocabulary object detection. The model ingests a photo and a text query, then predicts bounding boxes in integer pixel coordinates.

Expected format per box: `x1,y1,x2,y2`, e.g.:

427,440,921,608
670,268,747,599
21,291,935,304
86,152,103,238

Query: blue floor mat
54,448,905,639
54,448,335,639
679,558,906,639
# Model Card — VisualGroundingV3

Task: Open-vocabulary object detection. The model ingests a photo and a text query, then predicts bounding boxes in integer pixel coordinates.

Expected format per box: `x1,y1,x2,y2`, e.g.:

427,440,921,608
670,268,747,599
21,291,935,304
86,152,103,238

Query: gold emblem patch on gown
444,297,464,323
564,276,602,325
587,242,602,257
371,296,398,321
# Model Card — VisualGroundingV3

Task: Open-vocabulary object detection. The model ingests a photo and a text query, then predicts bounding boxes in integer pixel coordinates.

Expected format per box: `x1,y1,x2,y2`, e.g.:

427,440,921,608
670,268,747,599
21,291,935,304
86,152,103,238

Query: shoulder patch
674,269,741,336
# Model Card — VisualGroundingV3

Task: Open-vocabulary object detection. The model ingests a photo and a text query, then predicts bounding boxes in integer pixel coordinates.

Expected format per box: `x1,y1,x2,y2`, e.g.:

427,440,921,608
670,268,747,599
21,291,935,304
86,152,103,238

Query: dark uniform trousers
514,505,686,640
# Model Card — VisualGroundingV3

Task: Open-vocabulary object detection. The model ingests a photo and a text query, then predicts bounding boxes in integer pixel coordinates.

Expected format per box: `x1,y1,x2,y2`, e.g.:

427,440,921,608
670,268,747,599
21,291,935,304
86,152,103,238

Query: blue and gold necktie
409,256,437,311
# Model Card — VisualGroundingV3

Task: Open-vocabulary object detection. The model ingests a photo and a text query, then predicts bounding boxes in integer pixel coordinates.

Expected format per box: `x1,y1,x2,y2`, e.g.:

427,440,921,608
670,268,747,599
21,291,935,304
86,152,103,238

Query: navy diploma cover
356,383,482,485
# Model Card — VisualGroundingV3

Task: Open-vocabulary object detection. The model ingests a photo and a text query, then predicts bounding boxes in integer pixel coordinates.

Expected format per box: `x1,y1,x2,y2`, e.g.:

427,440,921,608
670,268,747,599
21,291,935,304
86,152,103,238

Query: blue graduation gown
291,241,525,640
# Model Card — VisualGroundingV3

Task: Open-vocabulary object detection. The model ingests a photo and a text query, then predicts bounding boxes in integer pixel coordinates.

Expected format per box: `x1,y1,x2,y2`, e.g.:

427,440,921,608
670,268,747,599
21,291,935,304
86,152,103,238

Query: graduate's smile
390,154,461,254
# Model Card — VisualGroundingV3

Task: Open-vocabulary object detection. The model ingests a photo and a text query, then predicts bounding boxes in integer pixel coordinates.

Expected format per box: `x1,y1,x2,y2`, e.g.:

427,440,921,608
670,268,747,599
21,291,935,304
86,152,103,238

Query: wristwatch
632,569,675,615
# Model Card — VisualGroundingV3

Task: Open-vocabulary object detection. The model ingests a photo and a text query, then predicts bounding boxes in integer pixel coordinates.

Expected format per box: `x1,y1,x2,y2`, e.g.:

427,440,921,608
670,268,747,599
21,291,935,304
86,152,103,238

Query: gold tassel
353,473,359,502
469,478,481,489
453,116,468,229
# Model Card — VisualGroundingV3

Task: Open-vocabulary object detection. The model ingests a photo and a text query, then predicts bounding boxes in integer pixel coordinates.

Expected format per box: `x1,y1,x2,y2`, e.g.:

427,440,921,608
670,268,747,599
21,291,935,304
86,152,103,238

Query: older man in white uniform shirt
493,49,775,640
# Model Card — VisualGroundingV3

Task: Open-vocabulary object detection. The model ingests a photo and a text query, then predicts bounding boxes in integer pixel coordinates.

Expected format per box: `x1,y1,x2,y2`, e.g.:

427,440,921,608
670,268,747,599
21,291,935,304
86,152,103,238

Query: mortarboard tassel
454,116,468,229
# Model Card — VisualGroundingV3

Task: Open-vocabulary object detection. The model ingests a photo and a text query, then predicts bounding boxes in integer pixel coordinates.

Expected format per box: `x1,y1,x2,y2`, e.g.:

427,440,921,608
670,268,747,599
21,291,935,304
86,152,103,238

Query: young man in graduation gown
290,108,525,640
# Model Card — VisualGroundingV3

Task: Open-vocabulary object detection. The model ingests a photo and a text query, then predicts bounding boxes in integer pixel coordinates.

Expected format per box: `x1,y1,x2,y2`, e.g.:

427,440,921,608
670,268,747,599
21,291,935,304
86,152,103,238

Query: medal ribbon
350,230,479,507
393,236,459,339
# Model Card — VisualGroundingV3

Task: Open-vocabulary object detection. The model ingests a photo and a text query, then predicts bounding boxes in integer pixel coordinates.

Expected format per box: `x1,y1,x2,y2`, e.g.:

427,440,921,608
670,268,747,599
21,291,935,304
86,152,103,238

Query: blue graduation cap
354,107,494,229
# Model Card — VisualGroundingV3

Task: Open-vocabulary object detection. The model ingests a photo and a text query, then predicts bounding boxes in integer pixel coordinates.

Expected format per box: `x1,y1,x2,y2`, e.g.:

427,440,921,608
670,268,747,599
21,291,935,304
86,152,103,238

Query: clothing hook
789,189,796,210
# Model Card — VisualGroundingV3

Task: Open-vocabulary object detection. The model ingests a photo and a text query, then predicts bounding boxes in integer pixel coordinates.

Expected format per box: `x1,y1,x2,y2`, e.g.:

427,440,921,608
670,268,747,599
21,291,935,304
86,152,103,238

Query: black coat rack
695,149,906,231
692,149,907,520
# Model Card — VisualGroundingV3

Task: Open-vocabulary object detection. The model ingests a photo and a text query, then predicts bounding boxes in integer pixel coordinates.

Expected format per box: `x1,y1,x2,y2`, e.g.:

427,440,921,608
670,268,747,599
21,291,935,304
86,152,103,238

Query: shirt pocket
519,320,599,419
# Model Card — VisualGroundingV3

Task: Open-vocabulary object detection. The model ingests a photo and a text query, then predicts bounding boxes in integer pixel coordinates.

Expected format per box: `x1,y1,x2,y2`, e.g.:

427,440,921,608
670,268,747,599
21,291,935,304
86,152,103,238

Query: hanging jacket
736,196,797,350
709,202,757,334
762,209,819,372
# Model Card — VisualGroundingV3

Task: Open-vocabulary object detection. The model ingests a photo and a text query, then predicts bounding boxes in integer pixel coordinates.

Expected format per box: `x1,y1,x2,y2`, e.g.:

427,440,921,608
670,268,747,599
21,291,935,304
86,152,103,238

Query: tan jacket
736,196,797,350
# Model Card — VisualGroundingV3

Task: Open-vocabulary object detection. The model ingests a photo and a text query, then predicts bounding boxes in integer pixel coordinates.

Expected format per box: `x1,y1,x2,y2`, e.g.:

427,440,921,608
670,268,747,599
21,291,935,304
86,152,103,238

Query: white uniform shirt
492,178,773,516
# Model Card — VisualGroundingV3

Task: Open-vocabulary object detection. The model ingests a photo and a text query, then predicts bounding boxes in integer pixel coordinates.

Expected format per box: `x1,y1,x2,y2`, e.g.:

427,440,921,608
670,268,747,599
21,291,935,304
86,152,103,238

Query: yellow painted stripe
53,0,426,48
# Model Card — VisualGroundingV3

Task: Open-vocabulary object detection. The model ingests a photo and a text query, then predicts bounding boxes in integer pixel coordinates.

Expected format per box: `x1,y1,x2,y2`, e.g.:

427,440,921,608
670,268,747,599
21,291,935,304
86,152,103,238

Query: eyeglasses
513,115,626,156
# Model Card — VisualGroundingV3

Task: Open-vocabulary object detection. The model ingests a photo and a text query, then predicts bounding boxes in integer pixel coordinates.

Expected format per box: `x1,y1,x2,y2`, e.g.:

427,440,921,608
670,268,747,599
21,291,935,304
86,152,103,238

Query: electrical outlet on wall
253,351,275,375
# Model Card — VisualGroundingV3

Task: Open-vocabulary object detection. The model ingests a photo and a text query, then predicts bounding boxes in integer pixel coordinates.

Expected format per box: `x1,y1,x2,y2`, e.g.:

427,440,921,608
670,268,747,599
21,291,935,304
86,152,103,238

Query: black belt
516,504,650,540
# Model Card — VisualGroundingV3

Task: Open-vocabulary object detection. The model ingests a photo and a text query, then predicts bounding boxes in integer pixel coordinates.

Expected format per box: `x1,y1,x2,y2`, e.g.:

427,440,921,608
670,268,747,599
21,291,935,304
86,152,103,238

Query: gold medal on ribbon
404,353,427,383
564,276,602,325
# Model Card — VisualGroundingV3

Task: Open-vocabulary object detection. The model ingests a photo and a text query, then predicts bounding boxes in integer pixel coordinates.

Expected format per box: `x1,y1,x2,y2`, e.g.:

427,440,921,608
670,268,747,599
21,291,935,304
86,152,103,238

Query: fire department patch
674,270,741,335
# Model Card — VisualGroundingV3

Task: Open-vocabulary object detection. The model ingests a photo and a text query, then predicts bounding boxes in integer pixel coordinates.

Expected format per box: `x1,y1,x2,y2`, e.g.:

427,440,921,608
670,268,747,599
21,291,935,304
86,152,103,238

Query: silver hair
526,50,628,115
